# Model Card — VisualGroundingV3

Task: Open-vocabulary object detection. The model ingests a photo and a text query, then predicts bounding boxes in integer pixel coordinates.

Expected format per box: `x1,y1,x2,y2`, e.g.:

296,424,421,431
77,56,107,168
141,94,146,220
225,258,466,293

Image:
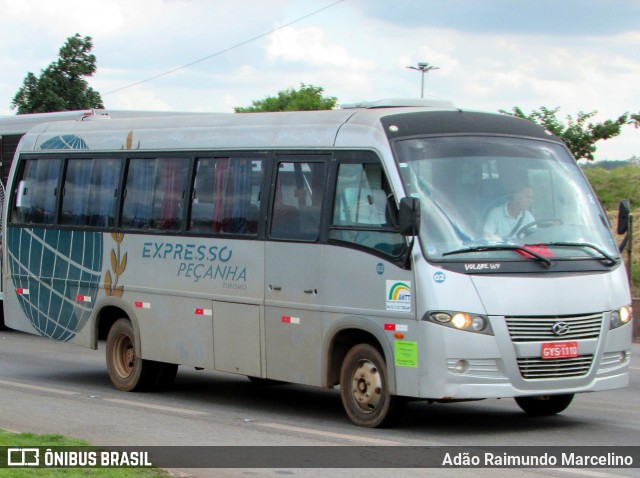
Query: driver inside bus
483,182,535,241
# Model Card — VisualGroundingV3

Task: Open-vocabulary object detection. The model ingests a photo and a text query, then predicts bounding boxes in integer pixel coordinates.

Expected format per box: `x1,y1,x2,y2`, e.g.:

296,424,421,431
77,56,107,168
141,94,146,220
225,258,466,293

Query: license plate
541,341,578,359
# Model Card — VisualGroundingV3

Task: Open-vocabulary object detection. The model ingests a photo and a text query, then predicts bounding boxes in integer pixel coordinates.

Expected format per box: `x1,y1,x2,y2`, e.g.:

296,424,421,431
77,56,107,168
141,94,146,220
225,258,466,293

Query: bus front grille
505,313,602,342
517,355,593,379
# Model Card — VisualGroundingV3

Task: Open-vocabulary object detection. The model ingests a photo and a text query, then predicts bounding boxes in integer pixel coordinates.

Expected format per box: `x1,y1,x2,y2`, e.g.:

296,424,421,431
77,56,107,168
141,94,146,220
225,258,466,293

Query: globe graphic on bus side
7,228,103,342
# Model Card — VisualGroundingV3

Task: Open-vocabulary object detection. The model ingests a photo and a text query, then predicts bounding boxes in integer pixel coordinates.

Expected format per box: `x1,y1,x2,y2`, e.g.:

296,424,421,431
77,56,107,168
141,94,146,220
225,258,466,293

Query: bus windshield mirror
398,197,420,236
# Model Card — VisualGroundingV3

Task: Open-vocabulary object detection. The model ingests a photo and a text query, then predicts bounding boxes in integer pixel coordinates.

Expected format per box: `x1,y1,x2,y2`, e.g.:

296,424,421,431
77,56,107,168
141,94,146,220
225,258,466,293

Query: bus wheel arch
96,305,130,344
326,328,388,388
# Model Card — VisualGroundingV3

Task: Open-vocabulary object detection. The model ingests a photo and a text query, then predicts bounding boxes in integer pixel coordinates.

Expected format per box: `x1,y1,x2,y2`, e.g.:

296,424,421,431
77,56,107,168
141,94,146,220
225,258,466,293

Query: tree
11,34,104,114
501,106,640,161
234,83,337,112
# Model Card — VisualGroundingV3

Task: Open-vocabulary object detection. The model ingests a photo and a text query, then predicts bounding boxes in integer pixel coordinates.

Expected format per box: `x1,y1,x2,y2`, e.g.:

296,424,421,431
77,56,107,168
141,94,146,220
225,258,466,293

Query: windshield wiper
539,242,619,266
443,245,553,269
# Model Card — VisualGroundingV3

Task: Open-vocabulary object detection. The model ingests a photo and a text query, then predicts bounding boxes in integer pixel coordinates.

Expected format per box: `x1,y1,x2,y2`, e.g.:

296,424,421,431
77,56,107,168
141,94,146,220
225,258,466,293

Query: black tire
515,394,574,416
0,306,6,331
105,319,158,392
340,343,405,428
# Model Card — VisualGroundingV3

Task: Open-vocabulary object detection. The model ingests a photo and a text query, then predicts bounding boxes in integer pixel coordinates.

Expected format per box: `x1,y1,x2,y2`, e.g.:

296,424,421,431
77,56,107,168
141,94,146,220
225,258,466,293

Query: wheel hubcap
350,359,382,413
114,333,135,378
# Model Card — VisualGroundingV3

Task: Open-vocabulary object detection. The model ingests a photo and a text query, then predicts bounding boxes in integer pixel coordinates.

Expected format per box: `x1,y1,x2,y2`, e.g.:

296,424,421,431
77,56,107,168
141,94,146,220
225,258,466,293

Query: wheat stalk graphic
104,233,126,297
103,130,138,296
122,130,141,150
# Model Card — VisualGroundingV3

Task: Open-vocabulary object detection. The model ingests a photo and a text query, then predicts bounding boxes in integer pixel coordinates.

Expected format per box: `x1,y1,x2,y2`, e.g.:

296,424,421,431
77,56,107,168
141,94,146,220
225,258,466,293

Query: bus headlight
451,313,471,329
611,306,632,329
425,311,493,335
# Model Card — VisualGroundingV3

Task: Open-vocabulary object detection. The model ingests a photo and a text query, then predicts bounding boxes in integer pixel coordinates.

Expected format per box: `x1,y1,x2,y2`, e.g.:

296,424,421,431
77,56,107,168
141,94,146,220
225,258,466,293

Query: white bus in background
2,99,634,427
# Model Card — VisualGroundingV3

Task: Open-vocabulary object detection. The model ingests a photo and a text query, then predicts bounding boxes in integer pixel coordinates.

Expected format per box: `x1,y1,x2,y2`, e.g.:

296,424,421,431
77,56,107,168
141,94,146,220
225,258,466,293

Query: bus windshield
394,136,618,263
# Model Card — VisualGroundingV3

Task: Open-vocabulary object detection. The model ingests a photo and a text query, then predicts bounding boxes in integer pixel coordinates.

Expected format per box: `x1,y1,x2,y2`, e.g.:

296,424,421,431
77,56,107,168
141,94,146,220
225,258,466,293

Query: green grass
583,164,640,211
0,430,168,478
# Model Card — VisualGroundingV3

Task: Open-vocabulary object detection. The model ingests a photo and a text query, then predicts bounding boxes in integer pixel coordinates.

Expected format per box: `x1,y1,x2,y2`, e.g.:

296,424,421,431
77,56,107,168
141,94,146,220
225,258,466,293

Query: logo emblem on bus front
552,321,570,336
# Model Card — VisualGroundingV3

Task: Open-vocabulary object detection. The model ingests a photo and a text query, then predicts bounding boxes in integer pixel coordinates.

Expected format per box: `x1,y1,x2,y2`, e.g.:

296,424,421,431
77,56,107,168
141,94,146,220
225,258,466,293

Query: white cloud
267,26,350,66
1,1,639,159
3,0,30,17
222,93,240,113
2,0,126,36
107,87,172,111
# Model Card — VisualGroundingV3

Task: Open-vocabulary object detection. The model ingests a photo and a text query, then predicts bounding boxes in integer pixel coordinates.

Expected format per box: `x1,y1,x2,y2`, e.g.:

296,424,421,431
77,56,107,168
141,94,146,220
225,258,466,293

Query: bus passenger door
264,158,327,386
324,155,415,344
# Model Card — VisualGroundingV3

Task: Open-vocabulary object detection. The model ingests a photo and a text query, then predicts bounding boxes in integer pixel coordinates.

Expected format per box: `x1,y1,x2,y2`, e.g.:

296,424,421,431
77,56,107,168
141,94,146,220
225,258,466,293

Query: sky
1,0,639,161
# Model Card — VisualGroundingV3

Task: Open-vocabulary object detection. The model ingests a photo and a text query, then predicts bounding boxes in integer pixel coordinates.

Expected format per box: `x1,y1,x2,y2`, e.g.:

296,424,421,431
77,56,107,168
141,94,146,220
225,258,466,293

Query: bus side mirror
398,197,420,236
617,199,630,235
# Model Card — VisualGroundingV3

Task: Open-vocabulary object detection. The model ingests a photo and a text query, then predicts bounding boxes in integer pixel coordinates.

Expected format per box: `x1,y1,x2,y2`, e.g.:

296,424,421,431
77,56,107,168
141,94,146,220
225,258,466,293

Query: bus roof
14,101,559,153
0,109,207,136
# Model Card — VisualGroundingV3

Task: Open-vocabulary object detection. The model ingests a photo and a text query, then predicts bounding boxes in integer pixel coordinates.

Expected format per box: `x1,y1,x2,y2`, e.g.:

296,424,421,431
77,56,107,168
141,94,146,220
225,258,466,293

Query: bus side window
270,161,326,241
188,158,262,235
60,158,122,227
89,158,122,227
121,158,189,231
11,158,62,225
329,162,405,258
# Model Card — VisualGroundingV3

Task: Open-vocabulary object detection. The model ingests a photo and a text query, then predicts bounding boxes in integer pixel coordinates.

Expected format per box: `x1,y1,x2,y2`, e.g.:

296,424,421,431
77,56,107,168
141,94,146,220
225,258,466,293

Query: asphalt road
1,328,638,478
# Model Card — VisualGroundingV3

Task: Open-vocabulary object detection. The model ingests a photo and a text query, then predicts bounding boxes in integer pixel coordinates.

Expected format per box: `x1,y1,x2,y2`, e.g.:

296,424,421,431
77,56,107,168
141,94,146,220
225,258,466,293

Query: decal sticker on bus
386,281,411,312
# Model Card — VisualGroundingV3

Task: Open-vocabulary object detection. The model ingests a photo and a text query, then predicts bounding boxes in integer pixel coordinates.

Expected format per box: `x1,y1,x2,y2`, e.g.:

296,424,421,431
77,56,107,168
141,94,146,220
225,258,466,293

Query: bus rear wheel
515,394,574,416
106,319,158,392
339,343,405,428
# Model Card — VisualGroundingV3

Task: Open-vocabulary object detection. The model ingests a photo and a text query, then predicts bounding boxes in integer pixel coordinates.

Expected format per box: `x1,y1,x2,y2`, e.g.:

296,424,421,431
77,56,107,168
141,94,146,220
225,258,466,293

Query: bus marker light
394,332,405,339
76,295,92,302
16,288,29,295
194,308,212,316
135,301,151,309
384,324,408,332
281,316,300,324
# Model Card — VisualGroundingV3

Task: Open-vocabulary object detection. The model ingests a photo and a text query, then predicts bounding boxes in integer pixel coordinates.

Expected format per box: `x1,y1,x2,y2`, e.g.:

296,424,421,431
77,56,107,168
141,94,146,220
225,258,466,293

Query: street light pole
406,62,440,98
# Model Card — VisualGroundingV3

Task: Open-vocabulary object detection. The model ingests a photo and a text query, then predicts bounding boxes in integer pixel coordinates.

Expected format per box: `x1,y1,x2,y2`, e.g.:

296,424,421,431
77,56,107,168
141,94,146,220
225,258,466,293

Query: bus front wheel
106,318,157,392
515,394,574,416
339,343,405,428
